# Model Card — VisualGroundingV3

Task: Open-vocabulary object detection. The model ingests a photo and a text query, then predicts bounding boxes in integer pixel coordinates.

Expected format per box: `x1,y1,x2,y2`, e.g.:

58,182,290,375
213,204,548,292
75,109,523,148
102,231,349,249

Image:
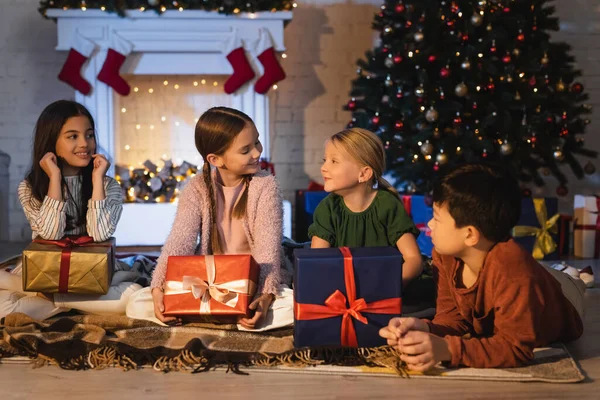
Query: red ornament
556,185,568,197
372,116,380,125
530,136,537,143
406,21,412,28
472,102,478,110
447,20,455,27
571,82,584,93
502,54,511,63
433,164,440,171
348,101,356,110
382,47,389,53
562,112,568,120
547,117,553,123
487,82,495,91
454,116,462,124
529,76,537,86
462,34,469,42
560,127,569,137
482,151,488,158
532,25,538,31
440,67,450,78
490,46,497,53
428,55,436,62
396,92,403,99
379,12,384,17
417,97,424,104
395,4,405,13
517,33,525,42
394,55,403,63
395,121,404,129
503,7,511,12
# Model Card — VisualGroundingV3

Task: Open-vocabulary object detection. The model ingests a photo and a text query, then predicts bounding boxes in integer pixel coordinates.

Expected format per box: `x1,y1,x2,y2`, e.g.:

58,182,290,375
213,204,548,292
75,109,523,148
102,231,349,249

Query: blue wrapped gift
294,190,329,242
402,195,433,256
513,197,564,260
293,247,402,348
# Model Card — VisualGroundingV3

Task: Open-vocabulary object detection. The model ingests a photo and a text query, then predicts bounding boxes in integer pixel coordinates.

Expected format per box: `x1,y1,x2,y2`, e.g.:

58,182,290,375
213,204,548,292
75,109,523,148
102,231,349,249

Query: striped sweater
17,176,123,242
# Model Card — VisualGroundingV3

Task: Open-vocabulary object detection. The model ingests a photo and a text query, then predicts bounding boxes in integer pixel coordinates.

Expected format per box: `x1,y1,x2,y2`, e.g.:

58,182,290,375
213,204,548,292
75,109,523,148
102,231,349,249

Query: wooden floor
0,242,598,399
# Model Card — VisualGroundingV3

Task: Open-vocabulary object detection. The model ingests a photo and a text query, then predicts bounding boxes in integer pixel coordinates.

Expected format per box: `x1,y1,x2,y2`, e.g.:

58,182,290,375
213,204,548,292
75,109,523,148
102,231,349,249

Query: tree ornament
395,120,404,130
148,0,160,6
396,88,404,98
513,48,521,56
425,107,439,122
420,141,434,156
440,67,450,78
560,127,569,137
522,188,532,197
541,53,549,65
556,79,566,91
487,81,495,91
384,26,393,35
500,141,513,155
428,55,437,62
529,76,536,87
502,53,511,63
406,182,417,194
394,55,403,63
415,86,425,97
486,24,493,31
372,115,380,125
455,82,468,97
556,185,568,197
571,82,584,93
381,95,390,104
436,152,449,164
553,148,564,161
471,13,483,26
515,92,521,100
584,161,596,175
384,57,394,68
347,99,356,110
395,4,405,13
461,59,471,70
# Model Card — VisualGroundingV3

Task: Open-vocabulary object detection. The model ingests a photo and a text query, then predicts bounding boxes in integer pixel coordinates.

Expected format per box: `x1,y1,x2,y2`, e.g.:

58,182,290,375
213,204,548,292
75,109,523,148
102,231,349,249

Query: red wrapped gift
163,255,260,317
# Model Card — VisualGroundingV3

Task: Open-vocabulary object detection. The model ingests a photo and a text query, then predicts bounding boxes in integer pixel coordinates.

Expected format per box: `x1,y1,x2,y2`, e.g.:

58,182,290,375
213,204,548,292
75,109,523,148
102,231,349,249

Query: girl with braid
139,107,284,328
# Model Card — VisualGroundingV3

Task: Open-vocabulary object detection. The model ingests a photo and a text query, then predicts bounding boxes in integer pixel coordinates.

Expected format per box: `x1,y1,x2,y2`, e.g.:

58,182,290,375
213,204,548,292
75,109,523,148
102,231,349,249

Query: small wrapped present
22,236,114,294
574,195,599,259
402,195,433,256
294,189,328,242
512,197,568,260
163,255,260,317
294,247,402,348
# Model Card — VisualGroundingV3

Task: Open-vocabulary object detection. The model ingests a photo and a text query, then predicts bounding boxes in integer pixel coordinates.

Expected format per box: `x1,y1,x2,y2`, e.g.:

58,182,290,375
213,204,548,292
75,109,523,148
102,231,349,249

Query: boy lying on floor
380,163,585,371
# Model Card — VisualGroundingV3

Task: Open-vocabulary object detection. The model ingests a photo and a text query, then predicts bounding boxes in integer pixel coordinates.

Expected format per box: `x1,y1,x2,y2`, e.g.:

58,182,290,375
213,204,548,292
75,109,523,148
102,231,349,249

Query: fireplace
48,9,293,245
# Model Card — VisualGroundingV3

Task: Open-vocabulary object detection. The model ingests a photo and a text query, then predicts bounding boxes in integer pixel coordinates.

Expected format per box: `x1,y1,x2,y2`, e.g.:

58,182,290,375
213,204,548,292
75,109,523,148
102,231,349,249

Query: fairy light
478,53,483,58
121,108,127,113
273,84,278,90
213,81,218,86
408,51,414,58
249,13,257,19
161,6,166,12
201,79,206,85
124,145,130,150
193,81,199,86
134,87,139,92
136,124,141,130
234,8,241,13
293,2,298,7
162,154,168,159
148,88,154,93
179,7,184,12
455,52,460,57
282,53,288,59
150,125,155,130
161,116,167,122
128,166,134,171
418,141,423,146
519,72,525,78
101,6,106,11
174,84,180,89
175,121,180,126
140,7,145,11
163,80,169,86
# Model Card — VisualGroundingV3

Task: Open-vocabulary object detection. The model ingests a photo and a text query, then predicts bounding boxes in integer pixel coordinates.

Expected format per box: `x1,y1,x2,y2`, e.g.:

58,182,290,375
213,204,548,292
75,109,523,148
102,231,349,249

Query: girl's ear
358,166,374,183
206,153,223,168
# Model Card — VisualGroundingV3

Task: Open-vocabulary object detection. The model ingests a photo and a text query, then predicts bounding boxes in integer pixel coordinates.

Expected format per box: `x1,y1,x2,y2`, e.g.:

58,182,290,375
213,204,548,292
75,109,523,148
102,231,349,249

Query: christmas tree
345,0,597,195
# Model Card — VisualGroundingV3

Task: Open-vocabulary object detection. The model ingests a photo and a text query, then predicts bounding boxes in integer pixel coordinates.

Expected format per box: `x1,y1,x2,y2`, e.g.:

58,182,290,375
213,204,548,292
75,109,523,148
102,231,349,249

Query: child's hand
379,317,430,345
238,293,274,329
151,287,179,324
396,331,451,372
92,154,110,179
39,152,61,179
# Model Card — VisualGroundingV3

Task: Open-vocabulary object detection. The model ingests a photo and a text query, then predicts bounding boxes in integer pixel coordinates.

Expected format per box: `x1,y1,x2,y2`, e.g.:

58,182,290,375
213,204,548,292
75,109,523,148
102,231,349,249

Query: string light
136,124,141,130
174,84,180,89
124,145,130,150
134,87,139,92
148,88,154,93
161,6,167,12
201,79,206,85
121,108,127,113
213,81,218,86
273,84,278,90
161,116,167,122
193,81,199,86
163,80,169,86
282,53,288,59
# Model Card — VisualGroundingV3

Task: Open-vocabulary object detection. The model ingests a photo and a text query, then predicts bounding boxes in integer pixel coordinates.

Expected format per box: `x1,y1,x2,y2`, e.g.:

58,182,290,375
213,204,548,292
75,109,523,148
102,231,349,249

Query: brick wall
1,0,599,241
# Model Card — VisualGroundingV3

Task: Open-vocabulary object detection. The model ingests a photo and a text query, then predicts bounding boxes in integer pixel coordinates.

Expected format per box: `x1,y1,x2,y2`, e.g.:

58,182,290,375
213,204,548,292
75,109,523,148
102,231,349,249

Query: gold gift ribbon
512,198,560,259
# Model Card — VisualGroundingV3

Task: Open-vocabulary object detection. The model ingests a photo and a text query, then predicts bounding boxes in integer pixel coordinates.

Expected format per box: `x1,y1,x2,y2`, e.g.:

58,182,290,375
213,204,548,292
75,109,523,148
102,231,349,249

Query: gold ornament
414,31,424,42
513,48,521,56
415,86,425,97
420,141,434,156
471,14,483,26
556,79,566,92
455,83,468,97
425,107,439,122
436,153,449,164
541,53,549,65
486,24,492,31
461,59,471,70
553,149,564,161
500,141,513,155
515,92,521,100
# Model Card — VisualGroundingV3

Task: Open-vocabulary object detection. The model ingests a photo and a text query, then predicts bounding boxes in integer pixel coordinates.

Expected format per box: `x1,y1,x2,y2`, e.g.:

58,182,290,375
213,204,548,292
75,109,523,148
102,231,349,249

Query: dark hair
194,106,255,255
432,163,521,243
25,100,96,229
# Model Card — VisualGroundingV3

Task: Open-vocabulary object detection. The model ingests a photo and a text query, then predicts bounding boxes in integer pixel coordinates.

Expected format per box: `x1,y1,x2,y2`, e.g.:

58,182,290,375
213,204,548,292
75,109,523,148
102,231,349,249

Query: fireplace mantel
48,9,293,245
48,9,292,168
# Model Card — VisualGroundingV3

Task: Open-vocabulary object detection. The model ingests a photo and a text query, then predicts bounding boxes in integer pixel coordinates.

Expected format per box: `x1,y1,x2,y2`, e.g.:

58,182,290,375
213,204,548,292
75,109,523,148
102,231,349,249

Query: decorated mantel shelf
48,9,293,245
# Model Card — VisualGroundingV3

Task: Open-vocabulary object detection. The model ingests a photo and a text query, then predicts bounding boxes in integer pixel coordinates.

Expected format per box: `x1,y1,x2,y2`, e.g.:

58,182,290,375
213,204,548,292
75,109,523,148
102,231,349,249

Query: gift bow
164,255,255,312
33,235,103,293
294,247,402,347
512,198,560,260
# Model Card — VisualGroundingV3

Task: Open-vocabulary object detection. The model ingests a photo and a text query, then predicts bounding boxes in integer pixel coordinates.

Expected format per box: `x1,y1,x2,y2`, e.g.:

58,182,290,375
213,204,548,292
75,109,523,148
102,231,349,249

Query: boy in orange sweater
380,164,585,371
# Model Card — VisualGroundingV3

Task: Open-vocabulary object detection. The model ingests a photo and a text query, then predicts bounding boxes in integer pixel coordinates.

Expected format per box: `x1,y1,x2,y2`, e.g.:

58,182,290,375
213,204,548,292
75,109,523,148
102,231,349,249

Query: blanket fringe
253,346,409,377
153,350,211,373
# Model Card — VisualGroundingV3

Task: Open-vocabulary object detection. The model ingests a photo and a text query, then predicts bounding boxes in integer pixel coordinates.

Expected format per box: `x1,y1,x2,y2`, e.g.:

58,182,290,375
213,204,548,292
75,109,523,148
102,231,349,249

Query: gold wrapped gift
22,236,114,294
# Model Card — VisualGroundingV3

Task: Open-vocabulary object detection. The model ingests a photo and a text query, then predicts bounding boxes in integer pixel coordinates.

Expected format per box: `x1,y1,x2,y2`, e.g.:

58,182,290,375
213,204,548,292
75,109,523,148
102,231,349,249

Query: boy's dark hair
432,163,521,243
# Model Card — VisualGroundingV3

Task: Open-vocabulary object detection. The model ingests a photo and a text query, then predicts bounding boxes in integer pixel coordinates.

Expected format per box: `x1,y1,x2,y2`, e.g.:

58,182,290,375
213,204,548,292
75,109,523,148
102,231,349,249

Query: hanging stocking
223,31,255,94
58,33,96,95
97,32,134,96
254,28,286,95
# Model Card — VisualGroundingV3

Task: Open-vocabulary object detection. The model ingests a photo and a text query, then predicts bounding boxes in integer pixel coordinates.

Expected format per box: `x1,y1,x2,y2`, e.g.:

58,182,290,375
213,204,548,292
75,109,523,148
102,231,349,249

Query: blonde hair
330,128,401,201
195,107,255,255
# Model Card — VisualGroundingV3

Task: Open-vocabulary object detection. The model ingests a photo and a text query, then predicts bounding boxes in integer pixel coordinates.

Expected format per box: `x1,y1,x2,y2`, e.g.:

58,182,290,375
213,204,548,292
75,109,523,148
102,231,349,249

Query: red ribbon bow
259,159,275,176
294,247,402,347
33,236,97,293
574,196,600,259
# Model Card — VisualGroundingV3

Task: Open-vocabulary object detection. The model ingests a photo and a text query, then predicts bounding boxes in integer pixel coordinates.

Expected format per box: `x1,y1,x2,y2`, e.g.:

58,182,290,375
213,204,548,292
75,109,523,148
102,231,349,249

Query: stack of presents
18,186,598,349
